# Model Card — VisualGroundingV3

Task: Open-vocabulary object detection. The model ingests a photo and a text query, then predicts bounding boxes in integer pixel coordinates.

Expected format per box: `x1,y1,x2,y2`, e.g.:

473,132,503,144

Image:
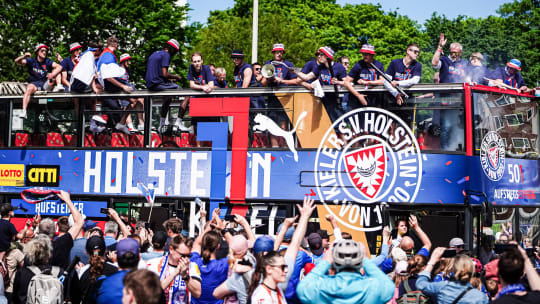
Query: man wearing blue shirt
384,43,422,105
490,59,530,93
146,39,184,131
432,34,467,84
344,44,385,108
14,43,63,119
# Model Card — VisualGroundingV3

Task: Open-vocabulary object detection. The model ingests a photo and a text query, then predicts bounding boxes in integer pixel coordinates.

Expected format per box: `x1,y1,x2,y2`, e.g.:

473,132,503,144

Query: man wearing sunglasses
490,59,530,93
383,43,422,105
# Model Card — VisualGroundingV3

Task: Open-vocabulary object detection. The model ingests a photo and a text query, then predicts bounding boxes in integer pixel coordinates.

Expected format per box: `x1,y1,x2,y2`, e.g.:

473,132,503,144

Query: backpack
397,279,428,304
27,265,63,304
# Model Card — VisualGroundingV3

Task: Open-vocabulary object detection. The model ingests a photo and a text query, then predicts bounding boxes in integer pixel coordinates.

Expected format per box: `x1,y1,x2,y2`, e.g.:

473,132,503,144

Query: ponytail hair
407,254,427,275
89,254,105,282
201,231,220,264
247,251,281,303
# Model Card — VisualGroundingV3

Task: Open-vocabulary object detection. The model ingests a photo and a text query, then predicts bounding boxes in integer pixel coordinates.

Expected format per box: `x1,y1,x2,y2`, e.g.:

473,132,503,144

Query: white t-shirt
251,284,286,304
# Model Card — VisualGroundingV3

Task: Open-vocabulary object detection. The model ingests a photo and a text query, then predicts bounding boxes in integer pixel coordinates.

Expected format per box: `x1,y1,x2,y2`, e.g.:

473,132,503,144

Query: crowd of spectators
0,192,538,304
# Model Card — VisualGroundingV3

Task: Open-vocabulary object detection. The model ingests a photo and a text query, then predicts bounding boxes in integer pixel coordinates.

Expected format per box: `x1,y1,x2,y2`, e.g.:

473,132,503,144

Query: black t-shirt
493,291,540,304
0,219,17,251
51,233,74,269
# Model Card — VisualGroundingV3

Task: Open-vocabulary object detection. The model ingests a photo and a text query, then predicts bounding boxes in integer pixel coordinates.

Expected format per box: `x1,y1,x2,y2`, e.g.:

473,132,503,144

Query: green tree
0,0,192,85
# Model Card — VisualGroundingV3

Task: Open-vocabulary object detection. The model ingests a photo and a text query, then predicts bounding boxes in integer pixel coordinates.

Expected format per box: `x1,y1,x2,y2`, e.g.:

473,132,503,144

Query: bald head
400,236,414,252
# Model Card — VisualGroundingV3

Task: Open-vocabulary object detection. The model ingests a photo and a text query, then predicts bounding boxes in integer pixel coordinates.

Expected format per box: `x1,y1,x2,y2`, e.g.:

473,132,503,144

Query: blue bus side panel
0,149,538,206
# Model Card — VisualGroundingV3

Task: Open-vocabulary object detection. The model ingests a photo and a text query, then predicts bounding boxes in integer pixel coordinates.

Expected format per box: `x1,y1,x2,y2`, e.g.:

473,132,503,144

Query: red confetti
308,152,310,156
438,199,443,204
165,192,168,196
111,178,116,184
74,157,79,161
271,155,276,162
133,155,135,159
465,176,470,181
306,189,316,196
445,161,452,166
462,190,466,196
493,201,497,205
59,175,63,181
31,154,34,158
444,178,452,183
73,172,78,176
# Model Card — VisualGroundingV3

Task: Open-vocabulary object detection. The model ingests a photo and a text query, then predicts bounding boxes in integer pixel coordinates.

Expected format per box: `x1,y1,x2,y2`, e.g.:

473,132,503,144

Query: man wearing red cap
14,43,63,119
59,42,83,92
146,39,184,131
344,44,385,108
490,59,530,93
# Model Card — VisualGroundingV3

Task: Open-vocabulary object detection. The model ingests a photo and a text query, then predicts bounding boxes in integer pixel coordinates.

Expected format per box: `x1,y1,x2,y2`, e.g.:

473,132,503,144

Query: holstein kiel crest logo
480,131,505,181
344,144,386,199
314,108,423,232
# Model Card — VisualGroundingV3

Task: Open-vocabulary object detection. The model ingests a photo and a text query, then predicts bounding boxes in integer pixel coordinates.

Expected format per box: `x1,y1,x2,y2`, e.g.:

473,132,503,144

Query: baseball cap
117,238,140,257
69,42,82,53
307,233,324,256
119,53,132,63
230,235,249,256
507,59,521,70
83,220,97,231
317,46,334,61
360,44,376,54
271,43,285,52
253,235,274,254
391,247,407,262
395,260,409,276
231,50,244,58
449,237,465,248
35,43,49,53
167,39,180,51
86,236,106,255
277,223,295,241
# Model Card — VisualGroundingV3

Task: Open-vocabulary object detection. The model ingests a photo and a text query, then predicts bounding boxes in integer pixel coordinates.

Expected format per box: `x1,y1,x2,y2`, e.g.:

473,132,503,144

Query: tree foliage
0,0,192,85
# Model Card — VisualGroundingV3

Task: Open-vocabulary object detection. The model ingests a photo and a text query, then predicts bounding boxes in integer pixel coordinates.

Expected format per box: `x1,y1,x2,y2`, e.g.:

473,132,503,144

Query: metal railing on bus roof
0,83,467,100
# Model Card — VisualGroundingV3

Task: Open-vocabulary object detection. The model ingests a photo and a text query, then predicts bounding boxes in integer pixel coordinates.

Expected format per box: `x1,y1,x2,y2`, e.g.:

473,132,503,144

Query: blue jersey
187,64,215,85
97,48,122,91
146,50,171,89
490,66,526,88
301,60,318,83
26,57,53,82
386,59,422,81
348,60,385,82
233,62,257,88
263,59,296,86
317,62,347,85
60,57,76,82
215,80,228,88
438,56,467,83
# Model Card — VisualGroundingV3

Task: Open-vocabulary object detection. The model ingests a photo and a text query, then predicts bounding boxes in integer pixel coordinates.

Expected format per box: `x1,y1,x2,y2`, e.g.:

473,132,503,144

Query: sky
186,0,511,26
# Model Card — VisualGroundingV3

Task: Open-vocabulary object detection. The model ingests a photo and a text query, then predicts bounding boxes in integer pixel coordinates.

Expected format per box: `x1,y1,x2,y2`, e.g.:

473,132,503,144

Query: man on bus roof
431,33,467,83
344,44,385,108
383,43,422,105
489,59,531,93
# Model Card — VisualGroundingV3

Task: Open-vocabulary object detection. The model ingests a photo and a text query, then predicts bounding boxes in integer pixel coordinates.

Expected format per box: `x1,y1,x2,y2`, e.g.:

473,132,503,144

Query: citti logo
314,108,422,231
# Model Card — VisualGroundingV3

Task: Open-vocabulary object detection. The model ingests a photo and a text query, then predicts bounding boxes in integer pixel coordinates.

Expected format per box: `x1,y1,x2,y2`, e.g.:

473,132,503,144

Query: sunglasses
409,49,420,54
271,264,288,271
255,68,261,71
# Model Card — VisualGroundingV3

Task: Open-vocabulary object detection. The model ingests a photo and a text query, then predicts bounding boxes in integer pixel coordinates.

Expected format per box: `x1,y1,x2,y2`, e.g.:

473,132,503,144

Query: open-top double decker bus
0,82,538,253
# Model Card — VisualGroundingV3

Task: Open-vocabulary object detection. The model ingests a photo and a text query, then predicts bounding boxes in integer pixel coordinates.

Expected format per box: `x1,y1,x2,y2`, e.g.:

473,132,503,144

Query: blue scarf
497,284,526,298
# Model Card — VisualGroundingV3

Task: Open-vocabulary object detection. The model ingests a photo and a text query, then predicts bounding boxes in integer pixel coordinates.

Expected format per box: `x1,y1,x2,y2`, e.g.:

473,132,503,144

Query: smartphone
494,244,517,254
144,222,151,230
442,249,457,258
100,208,109,214
525,248,535,257
224,215,235,221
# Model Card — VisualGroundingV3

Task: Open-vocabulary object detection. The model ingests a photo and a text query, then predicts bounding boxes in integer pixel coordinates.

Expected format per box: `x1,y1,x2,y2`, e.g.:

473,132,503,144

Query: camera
442,249,457,258
100,208,109,215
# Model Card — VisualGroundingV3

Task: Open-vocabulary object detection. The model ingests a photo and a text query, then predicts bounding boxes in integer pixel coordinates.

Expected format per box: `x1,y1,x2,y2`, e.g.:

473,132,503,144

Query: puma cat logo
253,111,307,162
